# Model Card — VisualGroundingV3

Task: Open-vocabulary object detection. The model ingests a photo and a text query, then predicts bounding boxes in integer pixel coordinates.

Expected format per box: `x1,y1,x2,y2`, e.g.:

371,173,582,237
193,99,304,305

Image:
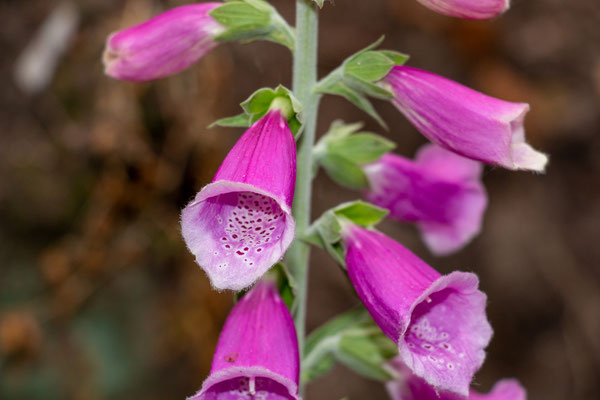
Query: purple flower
181,110,296,291
103,3,223,82
341,224,492,396
363,144,487,255
190,280,300,400
415,0,510,20
386,358,526,400
382,66,548,172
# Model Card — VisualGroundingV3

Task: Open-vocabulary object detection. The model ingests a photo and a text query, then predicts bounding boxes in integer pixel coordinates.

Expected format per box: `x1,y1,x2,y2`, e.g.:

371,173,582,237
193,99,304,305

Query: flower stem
288,0,319,394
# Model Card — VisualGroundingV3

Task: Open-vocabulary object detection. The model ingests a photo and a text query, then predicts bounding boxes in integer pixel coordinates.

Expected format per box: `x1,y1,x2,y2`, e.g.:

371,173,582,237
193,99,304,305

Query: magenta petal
342,225,492,396
416,0,510,20
383,66,548,172
386,359,526,400
364,145,487,255
191,281,300,400
181,111,296,291
103,3,223,82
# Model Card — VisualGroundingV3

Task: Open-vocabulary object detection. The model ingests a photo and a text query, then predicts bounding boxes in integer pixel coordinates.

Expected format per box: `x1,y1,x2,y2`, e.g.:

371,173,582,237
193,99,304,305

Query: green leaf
302,309,371,382
209,113,251,128
320,153,369,190
316,210,342,244
325,120,364,141
318,81,387,128
210,2,270,29
345,51,395,82
333,201,389,227
343,74,394,99
379,50,410,66
210,0,295,50
312,0,326,7
328,133,396,164
337,329,397,381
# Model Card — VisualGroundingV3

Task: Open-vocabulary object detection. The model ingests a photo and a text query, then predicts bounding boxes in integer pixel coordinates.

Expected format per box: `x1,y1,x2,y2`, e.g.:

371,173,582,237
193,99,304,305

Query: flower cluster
103,0,541,399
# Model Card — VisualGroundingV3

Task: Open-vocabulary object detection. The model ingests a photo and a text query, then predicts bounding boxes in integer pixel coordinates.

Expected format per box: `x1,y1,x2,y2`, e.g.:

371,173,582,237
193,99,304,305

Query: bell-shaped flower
415,0,510,20
181,110,296,291
103,3,224,82
382,66,548,172
190,280,300,400
363,144,487,256
386,358,526,400
341,223,492,396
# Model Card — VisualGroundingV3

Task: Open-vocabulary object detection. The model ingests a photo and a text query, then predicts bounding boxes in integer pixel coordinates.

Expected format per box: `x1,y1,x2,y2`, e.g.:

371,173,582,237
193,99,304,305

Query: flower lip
191,366,300,400
397,271,492,397
181,181,295,291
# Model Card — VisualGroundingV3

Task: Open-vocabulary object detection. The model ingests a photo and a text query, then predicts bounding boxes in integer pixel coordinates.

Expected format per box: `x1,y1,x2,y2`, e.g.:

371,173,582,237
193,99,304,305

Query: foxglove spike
363,144,487,255
103,3,224,82
341,224,492,396
386,358,526,400
416,0,510,20
181,110,296,291
382,66,548,172
190,280,300,400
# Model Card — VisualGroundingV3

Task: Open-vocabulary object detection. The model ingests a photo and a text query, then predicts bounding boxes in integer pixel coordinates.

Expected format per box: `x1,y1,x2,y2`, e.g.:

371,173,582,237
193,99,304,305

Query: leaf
333,201,389,227
209,113,251,128
328,133,395,164
302,309,371,382
312,0,326,7
345,51,395,82
210,2,270,29
343,75,394,100
337,329,397,381
318,81,387,128
379,50,410,66
320,153,369,190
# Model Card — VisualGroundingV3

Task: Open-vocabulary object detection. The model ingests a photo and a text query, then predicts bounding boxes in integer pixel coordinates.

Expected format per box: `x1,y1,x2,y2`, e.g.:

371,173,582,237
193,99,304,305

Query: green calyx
210,85,304,137
210,0,296,50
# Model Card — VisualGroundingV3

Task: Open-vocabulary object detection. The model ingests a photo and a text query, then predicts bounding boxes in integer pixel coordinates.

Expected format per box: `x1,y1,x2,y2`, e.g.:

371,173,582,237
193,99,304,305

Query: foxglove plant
104,0,544,398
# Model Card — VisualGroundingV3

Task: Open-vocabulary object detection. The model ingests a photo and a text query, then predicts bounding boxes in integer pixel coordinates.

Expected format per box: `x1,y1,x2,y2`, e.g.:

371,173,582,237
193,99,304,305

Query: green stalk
287,0,320,393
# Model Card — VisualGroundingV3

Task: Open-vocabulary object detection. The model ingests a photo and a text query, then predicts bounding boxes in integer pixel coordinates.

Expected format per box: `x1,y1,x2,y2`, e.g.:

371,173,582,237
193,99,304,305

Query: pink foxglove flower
386,358,526,400
181,110,296,291
190,280,300,400
103,3,224,82
415,0,510,20
382,66,548,172
363,144,487,255
341,224,492,396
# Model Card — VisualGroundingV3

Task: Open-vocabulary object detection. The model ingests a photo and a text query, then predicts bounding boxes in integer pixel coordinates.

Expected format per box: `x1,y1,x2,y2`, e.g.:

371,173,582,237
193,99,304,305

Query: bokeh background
1,0,599,399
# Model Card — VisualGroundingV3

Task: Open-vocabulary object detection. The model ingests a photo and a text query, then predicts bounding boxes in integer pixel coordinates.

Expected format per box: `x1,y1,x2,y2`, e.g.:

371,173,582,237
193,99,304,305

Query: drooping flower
415,0,510,20
103,3,224,82
190,280,300,400
363,144,487,255
181,110,296,291
382,66,548,172
341,224,492,396
386,358,526,400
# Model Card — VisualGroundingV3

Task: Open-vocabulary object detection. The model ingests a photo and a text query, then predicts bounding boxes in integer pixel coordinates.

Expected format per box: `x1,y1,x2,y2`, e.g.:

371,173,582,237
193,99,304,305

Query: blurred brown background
1,0,599,399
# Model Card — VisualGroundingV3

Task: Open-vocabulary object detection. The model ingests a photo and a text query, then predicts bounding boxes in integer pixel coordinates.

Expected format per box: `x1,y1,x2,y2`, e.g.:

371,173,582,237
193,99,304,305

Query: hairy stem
287,0,320,394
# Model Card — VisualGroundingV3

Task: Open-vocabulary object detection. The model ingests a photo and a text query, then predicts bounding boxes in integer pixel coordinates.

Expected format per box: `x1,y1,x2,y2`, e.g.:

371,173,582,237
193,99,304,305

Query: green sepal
317,80,386,128
312,0,326,8
327,133,396,164
211,85,303,137
302,308,398,383
313,120,395,189
210,0,295,50
315,36,410,126
307,201,388,265
337,327,398,381
332,201,389,228
320,153,369,190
